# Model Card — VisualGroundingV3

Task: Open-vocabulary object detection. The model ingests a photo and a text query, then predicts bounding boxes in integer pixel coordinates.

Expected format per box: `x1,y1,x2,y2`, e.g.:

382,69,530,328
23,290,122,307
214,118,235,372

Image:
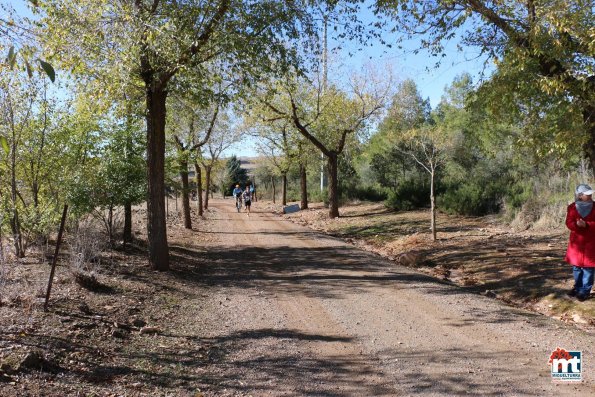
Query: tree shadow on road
169,244,446,300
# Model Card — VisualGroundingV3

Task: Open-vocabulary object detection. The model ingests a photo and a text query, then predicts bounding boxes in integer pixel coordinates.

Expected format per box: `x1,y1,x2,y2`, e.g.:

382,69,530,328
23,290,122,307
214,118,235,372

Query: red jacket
565,202,595,267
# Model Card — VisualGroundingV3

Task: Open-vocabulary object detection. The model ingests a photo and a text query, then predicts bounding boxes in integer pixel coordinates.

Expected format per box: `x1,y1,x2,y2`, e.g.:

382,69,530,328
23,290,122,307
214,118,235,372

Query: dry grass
67,219,109,290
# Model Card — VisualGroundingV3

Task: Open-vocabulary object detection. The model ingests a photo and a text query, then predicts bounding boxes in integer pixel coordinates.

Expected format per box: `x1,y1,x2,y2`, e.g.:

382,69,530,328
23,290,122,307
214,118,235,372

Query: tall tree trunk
123,201,132,245
108,203,114,247
282,173,287,206
204,165,212,210
584,106,595,174
123,132,133,246
32,182,39,208
10,141,24,258
327,153,339,218
194,162,203,216
9,213,23,258
179,159,192,229
145,86,169,271
271,176,276,204
430,170,436,241
300,162,308,210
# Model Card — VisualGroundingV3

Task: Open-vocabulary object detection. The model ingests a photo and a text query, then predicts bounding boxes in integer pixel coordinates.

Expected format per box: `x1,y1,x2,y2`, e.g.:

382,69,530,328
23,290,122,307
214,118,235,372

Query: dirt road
186,199,594,396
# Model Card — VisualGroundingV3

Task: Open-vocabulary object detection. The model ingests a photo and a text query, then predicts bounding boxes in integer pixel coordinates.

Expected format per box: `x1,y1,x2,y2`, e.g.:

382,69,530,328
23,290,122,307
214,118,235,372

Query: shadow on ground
1,212,585,396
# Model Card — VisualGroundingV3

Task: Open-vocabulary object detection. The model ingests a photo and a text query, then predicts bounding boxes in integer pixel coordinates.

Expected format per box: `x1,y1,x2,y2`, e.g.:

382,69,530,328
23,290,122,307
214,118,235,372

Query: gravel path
190,199,594,396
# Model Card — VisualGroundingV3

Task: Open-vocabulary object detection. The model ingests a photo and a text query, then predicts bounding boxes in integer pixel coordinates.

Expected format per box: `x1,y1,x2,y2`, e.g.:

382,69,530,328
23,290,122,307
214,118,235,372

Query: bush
68,219,107,282
342,185,388,202
309,187,329,206
439,181,505,216
384,178,430,210
385,190,414,211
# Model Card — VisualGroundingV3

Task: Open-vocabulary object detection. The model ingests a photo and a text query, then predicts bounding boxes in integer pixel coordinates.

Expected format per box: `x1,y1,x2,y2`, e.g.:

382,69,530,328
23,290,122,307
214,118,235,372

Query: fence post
44,204,68,312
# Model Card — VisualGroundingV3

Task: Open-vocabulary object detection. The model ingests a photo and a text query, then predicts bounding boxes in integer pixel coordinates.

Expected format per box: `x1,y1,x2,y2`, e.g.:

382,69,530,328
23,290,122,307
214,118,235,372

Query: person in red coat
565,183,595,301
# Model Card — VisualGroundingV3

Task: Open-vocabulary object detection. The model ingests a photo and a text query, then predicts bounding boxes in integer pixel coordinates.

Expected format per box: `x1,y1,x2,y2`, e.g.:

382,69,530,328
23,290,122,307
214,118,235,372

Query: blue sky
333,3,491,108
7,0,491,157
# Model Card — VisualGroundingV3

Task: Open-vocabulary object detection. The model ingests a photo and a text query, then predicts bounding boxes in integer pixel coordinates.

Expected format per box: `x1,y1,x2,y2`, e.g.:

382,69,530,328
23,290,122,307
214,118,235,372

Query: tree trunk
584,106,595,174
32,181,39,208
9,214,23,258
204,165,212,210
10,140,24,258
145,86,169,271
123,201,132,245
179,159,192,229
327,153,339,218
282,173,287,206
271,176,276,204
194,162,203,216
430,170,436,241
300,162,308,210
108,203,114,247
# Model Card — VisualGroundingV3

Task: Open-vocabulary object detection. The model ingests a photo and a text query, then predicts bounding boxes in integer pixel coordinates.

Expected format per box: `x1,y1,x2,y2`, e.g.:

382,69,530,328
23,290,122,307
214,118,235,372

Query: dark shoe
576,294,588,302
567,289,577,297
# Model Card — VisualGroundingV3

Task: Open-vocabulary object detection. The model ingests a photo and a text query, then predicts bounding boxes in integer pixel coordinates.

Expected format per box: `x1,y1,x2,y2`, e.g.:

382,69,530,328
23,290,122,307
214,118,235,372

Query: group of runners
232,183,254,215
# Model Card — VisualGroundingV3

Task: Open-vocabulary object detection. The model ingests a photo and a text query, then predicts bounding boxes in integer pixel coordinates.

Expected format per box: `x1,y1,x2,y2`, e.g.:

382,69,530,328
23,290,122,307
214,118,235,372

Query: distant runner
249,183,256,202
243,185,252,216
232,184,243,212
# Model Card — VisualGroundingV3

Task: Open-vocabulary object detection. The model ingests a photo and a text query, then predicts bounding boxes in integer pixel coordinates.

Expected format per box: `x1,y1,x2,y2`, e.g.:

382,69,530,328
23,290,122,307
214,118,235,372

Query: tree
297,140,311,209
253,120,302,206
169,98,219,229
39,0,318,270
252,161,278,202
0,3,56,84
224,155,249,195
365,79,429,202
258,68,390,218
0,73,43,256
396,125,452,240
378,79,430,136
0,71,116,257
471,63,586,164
248,96,317,208
374,1,595,171
369,147,415,193
66,107,146,246
103,117,146,245
372,78,454,237
201,111,241,209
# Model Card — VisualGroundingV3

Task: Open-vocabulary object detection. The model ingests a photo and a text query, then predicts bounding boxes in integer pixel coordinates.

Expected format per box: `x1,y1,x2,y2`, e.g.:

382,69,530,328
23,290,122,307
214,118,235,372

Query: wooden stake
44,204,68,312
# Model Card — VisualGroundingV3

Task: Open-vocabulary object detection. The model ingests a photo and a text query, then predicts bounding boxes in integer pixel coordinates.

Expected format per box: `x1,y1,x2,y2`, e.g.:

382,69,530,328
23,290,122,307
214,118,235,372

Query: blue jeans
573,266,595,297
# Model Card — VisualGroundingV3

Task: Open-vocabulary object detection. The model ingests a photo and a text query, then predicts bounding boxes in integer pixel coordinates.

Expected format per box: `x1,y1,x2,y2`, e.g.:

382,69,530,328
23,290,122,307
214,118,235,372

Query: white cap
576,184,594,195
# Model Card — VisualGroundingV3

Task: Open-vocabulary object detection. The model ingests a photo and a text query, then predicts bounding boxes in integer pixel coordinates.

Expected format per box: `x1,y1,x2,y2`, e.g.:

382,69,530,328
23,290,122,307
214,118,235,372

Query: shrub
384,178,430,210
439,181,505,216
385,190,414,211
342,185,388,202
309,187,329,206
68,220,107,277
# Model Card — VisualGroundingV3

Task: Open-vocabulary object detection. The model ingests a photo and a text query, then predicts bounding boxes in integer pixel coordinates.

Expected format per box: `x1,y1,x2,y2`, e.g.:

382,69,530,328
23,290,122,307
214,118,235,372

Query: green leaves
38,59,56,82
7,46,16,68
5,47,56,82
0,136,9,155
